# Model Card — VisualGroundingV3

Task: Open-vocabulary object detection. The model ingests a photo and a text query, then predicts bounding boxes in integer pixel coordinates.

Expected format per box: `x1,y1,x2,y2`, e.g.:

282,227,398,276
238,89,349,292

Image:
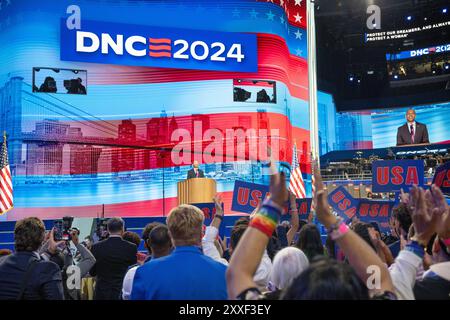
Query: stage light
393,74,399,80
406,16,412,21
431,63,438,74
444,62,450,71
442,8,448,14
349,75,354,82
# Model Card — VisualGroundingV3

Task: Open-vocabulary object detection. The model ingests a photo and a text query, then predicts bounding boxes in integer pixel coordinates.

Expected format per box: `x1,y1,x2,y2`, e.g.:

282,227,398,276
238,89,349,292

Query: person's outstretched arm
226,172,288,299
286,191,299,246
312,162,395,297
202,194,228,265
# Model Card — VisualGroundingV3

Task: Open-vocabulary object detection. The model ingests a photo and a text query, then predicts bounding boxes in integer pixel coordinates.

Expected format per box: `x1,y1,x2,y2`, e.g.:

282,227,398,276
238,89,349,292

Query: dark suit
396,122,429,146
0,252,64,300
187,168,205,179
90,236,137,300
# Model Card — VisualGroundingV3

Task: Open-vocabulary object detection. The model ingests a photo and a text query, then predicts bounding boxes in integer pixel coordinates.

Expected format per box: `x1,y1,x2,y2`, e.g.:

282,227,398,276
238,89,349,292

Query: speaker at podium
177,178,217,205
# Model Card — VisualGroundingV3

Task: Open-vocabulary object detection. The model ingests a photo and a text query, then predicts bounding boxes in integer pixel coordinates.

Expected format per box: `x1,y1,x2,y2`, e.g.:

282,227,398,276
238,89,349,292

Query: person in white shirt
201,194,272,291
388,185,450,300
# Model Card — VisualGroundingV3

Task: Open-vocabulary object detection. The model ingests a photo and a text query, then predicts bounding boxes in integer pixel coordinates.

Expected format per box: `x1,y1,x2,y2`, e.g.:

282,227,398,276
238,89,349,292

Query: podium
177,178,217,205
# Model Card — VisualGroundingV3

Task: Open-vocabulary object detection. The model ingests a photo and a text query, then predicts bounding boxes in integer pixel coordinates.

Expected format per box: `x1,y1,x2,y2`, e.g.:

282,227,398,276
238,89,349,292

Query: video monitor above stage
315,0,450,111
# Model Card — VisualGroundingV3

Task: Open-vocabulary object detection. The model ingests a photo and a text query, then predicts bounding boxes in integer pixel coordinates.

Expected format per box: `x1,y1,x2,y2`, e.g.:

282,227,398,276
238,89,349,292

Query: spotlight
406,16,412,21
393,74,399,80
444,62,450,71
443,8,448,14
431,63,438,74
349,75,354,82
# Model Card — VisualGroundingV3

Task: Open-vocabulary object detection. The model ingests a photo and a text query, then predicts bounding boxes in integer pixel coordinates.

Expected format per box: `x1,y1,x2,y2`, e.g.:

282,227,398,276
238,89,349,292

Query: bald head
406,109,416,123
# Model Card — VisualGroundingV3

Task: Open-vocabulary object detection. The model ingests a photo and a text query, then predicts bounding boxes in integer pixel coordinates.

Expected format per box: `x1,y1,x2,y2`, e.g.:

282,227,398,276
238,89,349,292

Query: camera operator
0,218,64,300
40,227,96,300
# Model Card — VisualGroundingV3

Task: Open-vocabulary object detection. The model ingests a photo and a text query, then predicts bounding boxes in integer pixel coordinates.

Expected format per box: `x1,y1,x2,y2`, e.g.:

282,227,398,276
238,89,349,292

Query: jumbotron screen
0,0,309,220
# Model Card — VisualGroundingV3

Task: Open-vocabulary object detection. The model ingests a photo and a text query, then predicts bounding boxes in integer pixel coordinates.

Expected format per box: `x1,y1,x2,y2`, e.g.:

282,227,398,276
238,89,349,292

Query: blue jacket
0,251,63,300
131,246,227,300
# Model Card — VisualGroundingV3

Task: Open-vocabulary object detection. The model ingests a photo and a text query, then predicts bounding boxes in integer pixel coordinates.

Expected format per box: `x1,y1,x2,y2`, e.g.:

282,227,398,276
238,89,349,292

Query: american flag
0,133,13,214
289,142,306,198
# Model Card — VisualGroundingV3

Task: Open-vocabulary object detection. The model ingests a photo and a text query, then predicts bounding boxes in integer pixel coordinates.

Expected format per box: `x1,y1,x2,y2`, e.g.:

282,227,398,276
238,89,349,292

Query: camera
53,216,74,241
63,78,86,94
233,87,251,102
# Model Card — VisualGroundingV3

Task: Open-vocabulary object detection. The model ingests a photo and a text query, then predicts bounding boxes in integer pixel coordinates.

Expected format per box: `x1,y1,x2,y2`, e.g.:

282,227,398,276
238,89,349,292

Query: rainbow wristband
249,205,281,238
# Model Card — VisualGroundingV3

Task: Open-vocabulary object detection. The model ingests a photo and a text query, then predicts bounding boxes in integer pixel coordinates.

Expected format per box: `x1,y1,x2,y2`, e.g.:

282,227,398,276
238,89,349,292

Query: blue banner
231,180,269,214
327,186,359,220
432,161,450,195
386,44,450,61
191,202,224,224
372,160,424,193
61,19,258,72
357,199,395,233
295,198,312,219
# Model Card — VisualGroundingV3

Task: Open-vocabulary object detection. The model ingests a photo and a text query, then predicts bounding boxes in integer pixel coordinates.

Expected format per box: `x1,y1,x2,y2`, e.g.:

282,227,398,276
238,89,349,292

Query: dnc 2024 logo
61,19,258,72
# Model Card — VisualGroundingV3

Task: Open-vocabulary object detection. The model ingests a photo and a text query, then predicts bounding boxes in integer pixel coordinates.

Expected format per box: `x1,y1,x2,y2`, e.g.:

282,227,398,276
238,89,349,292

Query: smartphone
53,220,63,241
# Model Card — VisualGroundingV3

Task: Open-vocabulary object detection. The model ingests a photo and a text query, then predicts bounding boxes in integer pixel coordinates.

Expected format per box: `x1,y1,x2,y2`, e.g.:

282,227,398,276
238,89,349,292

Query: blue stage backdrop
0,0,311,221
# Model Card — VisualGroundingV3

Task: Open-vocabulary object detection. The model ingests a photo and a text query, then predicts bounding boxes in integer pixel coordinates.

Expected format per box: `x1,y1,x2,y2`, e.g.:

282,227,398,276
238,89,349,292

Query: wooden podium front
177,178,217,205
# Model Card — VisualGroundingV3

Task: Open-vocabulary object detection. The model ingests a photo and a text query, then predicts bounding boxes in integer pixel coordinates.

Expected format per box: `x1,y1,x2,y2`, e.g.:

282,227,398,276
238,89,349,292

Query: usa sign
191,202,225,222
372,160,424,192
231,180,269,214
61,19,258,72
357,200,395,233
327,186,359,220
295,198,312,219
432,161,450,195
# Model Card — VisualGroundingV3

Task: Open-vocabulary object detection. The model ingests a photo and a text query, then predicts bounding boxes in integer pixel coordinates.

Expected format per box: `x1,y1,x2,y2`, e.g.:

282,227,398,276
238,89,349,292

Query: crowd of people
0,164,449,300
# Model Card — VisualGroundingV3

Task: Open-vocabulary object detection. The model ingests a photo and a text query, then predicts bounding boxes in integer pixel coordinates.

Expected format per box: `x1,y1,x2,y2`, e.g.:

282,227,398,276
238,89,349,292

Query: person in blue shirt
131,204,227,300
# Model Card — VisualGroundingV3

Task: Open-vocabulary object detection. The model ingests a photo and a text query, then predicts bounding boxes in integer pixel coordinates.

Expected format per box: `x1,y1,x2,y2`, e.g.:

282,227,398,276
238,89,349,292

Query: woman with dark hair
282,257,369,300
295,223,324,261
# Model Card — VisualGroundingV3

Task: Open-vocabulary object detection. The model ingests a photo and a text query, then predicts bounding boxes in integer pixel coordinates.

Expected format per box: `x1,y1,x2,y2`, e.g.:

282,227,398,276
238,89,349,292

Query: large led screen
0,0,309,221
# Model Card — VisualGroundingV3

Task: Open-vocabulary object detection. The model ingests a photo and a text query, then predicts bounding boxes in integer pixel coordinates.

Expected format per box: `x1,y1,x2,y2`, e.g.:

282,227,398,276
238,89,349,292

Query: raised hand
399,188,409,204
312,160,337,229
288,190,297,210
408,185,439,245
213,193,224,217
369,227,381,248
427,185,450,239
269,171,289,208
47,228,66,255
